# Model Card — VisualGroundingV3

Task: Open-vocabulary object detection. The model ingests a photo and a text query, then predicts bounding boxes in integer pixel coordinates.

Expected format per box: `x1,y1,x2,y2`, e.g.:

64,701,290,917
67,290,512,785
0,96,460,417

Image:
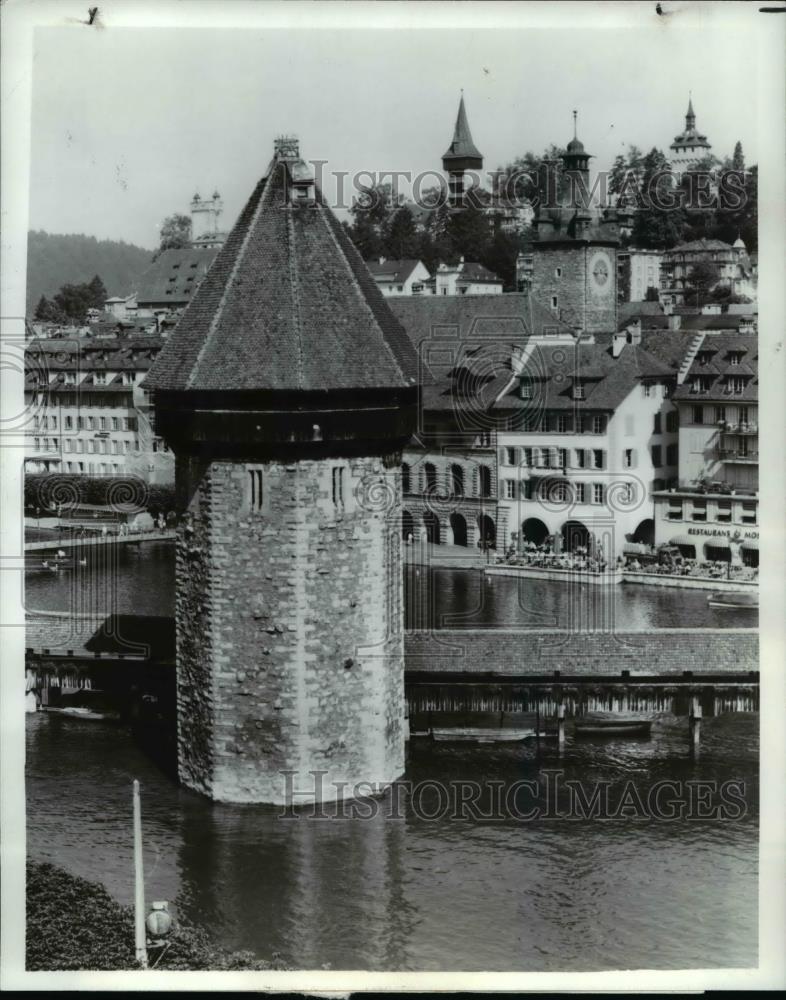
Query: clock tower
531,114,619,335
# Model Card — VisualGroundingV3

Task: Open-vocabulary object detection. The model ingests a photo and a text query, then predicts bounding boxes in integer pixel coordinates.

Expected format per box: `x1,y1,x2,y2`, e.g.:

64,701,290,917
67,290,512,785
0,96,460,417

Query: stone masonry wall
176,452,405,804
532,245,617,335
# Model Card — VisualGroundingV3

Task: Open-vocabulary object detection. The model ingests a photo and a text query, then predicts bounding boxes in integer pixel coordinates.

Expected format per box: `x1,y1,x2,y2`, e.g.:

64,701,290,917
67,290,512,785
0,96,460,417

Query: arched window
424,462,437,492
478,465,492,498
401,463,411,494
450,464,464,496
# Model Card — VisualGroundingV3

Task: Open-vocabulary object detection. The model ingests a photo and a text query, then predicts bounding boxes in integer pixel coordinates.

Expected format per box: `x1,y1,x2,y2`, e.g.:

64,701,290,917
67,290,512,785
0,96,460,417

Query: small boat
574,719,652,737
708,591,758,609
44,706,119,722
431,727,534,744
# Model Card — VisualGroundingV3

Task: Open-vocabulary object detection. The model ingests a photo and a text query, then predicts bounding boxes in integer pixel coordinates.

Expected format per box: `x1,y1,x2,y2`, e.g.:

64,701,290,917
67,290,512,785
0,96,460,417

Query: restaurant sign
687,527,758,540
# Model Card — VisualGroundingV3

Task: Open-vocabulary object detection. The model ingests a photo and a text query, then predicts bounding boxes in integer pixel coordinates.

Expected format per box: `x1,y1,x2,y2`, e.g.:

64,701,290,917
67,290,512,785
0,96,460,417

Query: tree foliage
34,274,111,324
156,213,193,258
345,180,531,290
25,473,178,516
685,261,721,305
26,230,153,316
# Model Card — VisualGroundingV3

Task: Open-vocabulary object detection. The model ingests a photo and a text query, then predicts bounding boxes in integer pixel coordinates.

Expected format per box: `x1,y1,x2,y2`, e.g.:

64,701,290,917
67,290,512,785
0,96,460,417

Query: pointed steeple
686,93,696,129
442,94,483,168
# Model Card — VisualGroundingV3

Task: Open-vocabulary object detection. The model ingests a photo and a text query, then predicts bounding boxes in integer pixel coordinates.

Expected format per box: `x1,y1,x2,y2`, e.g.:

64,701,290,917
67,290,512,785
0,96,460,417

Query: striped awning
669,534,696,546
704,536,730,549
740,539,759,551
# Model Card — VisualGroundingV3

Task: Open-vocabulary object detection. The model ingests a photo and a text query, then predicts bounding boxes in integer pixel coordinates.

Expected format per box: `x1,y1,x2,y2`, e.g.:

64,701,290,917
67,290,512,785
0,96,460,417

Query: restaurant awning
740,539,759,551
703,536,730,549
668,534,695,546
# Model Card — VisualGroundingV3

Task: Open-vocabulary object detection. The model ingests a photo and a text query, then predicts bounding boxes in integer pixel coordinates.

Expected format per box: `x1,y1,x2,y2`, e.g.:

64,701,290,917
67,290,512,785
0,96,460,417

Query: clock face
589,251,612,291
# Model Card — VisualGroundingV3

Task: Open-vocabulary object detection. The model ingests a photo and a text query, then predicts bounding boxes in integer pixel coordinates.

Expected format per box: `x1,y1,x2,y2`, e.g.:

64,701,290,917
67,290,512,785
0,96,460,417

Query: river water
25,541,758,970
27,712,758,971
24,541,757,629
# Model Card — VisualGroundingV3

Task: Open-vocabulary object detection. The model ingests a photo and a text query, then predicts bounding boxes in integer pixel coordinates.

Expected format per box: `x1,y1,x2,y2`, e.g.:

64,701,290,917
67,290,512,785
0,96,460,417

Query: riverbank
486,565,623,586
26,862,287,971
485,563,758,593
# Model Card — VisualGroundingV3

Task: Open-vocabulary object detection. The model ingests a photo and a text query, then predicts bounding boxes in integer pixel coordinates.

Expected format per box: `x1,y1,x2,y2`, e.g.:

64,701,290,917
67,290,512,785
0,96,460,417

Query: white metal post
133,779,148,969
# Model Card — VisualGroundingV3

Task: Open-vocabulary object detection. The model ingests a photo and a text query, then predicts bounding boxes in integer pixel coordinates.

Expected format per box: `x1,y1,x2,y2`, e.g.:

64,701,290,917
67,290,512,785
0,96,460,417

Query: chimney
612,331,627,358
668,314,682,331
626,319,642,345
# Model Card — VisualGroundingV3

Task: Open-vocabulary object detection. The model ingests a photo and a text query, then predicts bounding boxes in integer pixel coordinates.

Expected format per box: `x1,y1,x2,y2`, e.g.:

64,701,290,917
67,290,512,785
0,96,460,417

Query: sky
28,14,760,250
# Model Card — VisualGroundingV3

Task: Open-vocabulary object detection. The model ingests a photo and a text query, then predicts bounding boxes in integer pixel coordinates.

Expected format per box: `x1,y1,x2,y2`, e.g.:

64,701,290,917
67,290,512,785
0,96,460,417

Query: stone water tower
143,137,418,804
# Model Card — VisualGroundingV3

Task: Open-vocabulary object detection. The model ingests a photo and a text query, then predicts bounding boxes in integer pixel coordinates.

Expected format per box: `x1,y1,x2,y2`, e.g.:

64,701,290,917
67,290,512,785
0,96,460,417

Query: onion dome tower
143,135,418,804
442,94,484,208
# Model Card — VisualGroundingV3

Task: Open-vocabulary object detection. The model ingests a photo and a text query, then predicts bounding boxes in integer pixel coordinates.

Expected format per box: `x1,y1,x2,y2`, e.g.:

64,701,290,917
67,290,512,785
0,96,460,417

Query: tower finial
573,109,577,139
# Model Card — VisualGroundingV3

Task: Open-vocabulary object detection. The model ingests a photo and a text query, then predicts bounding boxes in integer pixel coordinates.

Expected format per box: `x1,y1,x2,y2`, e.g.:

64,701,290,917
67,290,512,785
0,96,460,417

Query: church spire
686,93,696,129
442,93,483,167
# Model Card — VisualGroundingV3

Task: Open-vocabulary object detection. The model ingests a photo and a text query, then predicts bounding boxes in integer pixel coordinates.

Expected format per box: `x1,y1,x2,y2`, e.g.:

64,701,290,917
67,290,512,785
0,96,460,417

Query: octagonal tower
143,137,418,804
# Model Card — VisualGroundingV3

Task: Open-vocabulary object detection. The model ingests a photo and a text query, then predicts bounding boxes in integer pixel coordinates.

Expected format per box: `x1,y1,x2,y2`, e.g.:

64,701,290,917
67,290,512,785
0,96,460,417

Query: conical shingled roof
143,151,418,393
442,95,483,164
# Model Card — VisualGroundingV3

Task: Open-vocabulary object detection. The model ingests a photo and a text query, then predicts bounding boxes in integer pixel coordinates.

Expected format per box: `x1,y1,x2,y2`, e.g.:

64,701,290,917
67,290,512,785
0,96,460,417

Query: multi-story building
659,237,755,307
134,246,219,318
431,258,504,296
491,324,678,559
390,292,568,550
24,337,173,483
652,330,758,565
617,249,662,303
366,258,431,296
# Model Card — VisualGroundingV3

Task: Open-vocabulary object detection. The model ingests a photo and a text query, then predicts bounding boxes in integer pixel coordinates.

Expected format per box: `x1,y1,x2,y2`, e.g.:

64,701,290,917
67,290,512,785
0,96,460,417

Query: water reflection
26,712,758,971
24,543,756,630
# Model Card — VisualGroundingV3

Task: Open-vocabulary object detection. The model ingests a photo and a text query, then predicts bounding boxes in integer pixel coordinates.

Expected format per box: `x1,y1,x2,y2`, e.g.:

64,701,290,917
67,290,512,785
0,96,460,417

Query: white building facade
493,330,679,559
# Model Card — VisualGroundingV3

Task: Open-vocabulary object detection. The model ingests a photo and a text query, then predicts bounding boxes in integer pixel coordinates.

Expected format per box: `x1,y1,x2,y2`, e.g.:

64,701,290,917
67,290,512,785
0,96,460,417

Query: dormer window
519,381,532,400
573,382,585,400
728,351,744,366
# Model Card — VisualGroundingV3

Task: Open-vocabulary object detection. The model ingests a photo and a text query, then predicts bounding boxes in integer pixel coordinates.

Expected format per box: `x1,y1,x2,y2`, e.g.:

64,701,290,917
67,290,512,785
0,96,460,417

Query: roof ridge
186,159,276,389
286,204,305,390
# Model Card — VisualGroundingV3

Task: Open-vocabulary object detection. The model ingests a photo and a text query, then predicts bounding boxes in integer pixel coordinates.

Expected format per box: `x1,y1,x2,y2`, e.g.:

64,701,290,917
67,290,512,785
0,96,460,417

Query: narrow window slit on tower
332,466,345,506
249,468,263,510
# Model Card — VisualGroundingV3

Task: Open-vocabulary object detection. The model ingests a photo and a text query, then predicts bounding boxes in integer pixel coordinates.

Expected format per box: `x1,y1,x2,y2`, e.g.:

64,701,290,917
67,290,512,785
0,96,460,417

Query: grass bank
26,861,287,971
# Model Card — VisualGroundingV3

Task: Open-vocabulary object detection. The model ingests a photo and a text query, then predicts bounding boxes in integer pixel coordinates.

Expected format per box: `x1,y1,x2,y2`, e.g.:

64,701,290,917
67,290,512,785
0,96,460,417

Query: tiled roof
389,293,589,413
459,262,502,284
388,292,575,355
494,341,674,413
672,332,758,402
144,154,419,392
442,95,483,164
667,239,732,254
135,247,218,305
366,259,422,284
618,301,664,320
26,612,175,661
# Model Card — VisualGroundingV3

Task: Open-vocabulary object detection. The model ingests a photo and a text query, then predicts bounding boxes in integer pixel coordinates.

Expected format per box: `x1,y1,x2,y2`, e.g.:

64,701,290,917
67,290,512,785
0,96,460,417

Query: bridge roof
26,613,175,662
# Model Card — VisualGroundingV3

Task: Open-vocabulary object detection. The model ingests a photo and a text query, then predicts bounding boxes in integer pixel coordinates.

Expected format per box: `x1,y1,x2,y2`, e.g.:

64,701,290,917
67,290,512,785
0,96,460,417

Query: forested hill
26,231,154,315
